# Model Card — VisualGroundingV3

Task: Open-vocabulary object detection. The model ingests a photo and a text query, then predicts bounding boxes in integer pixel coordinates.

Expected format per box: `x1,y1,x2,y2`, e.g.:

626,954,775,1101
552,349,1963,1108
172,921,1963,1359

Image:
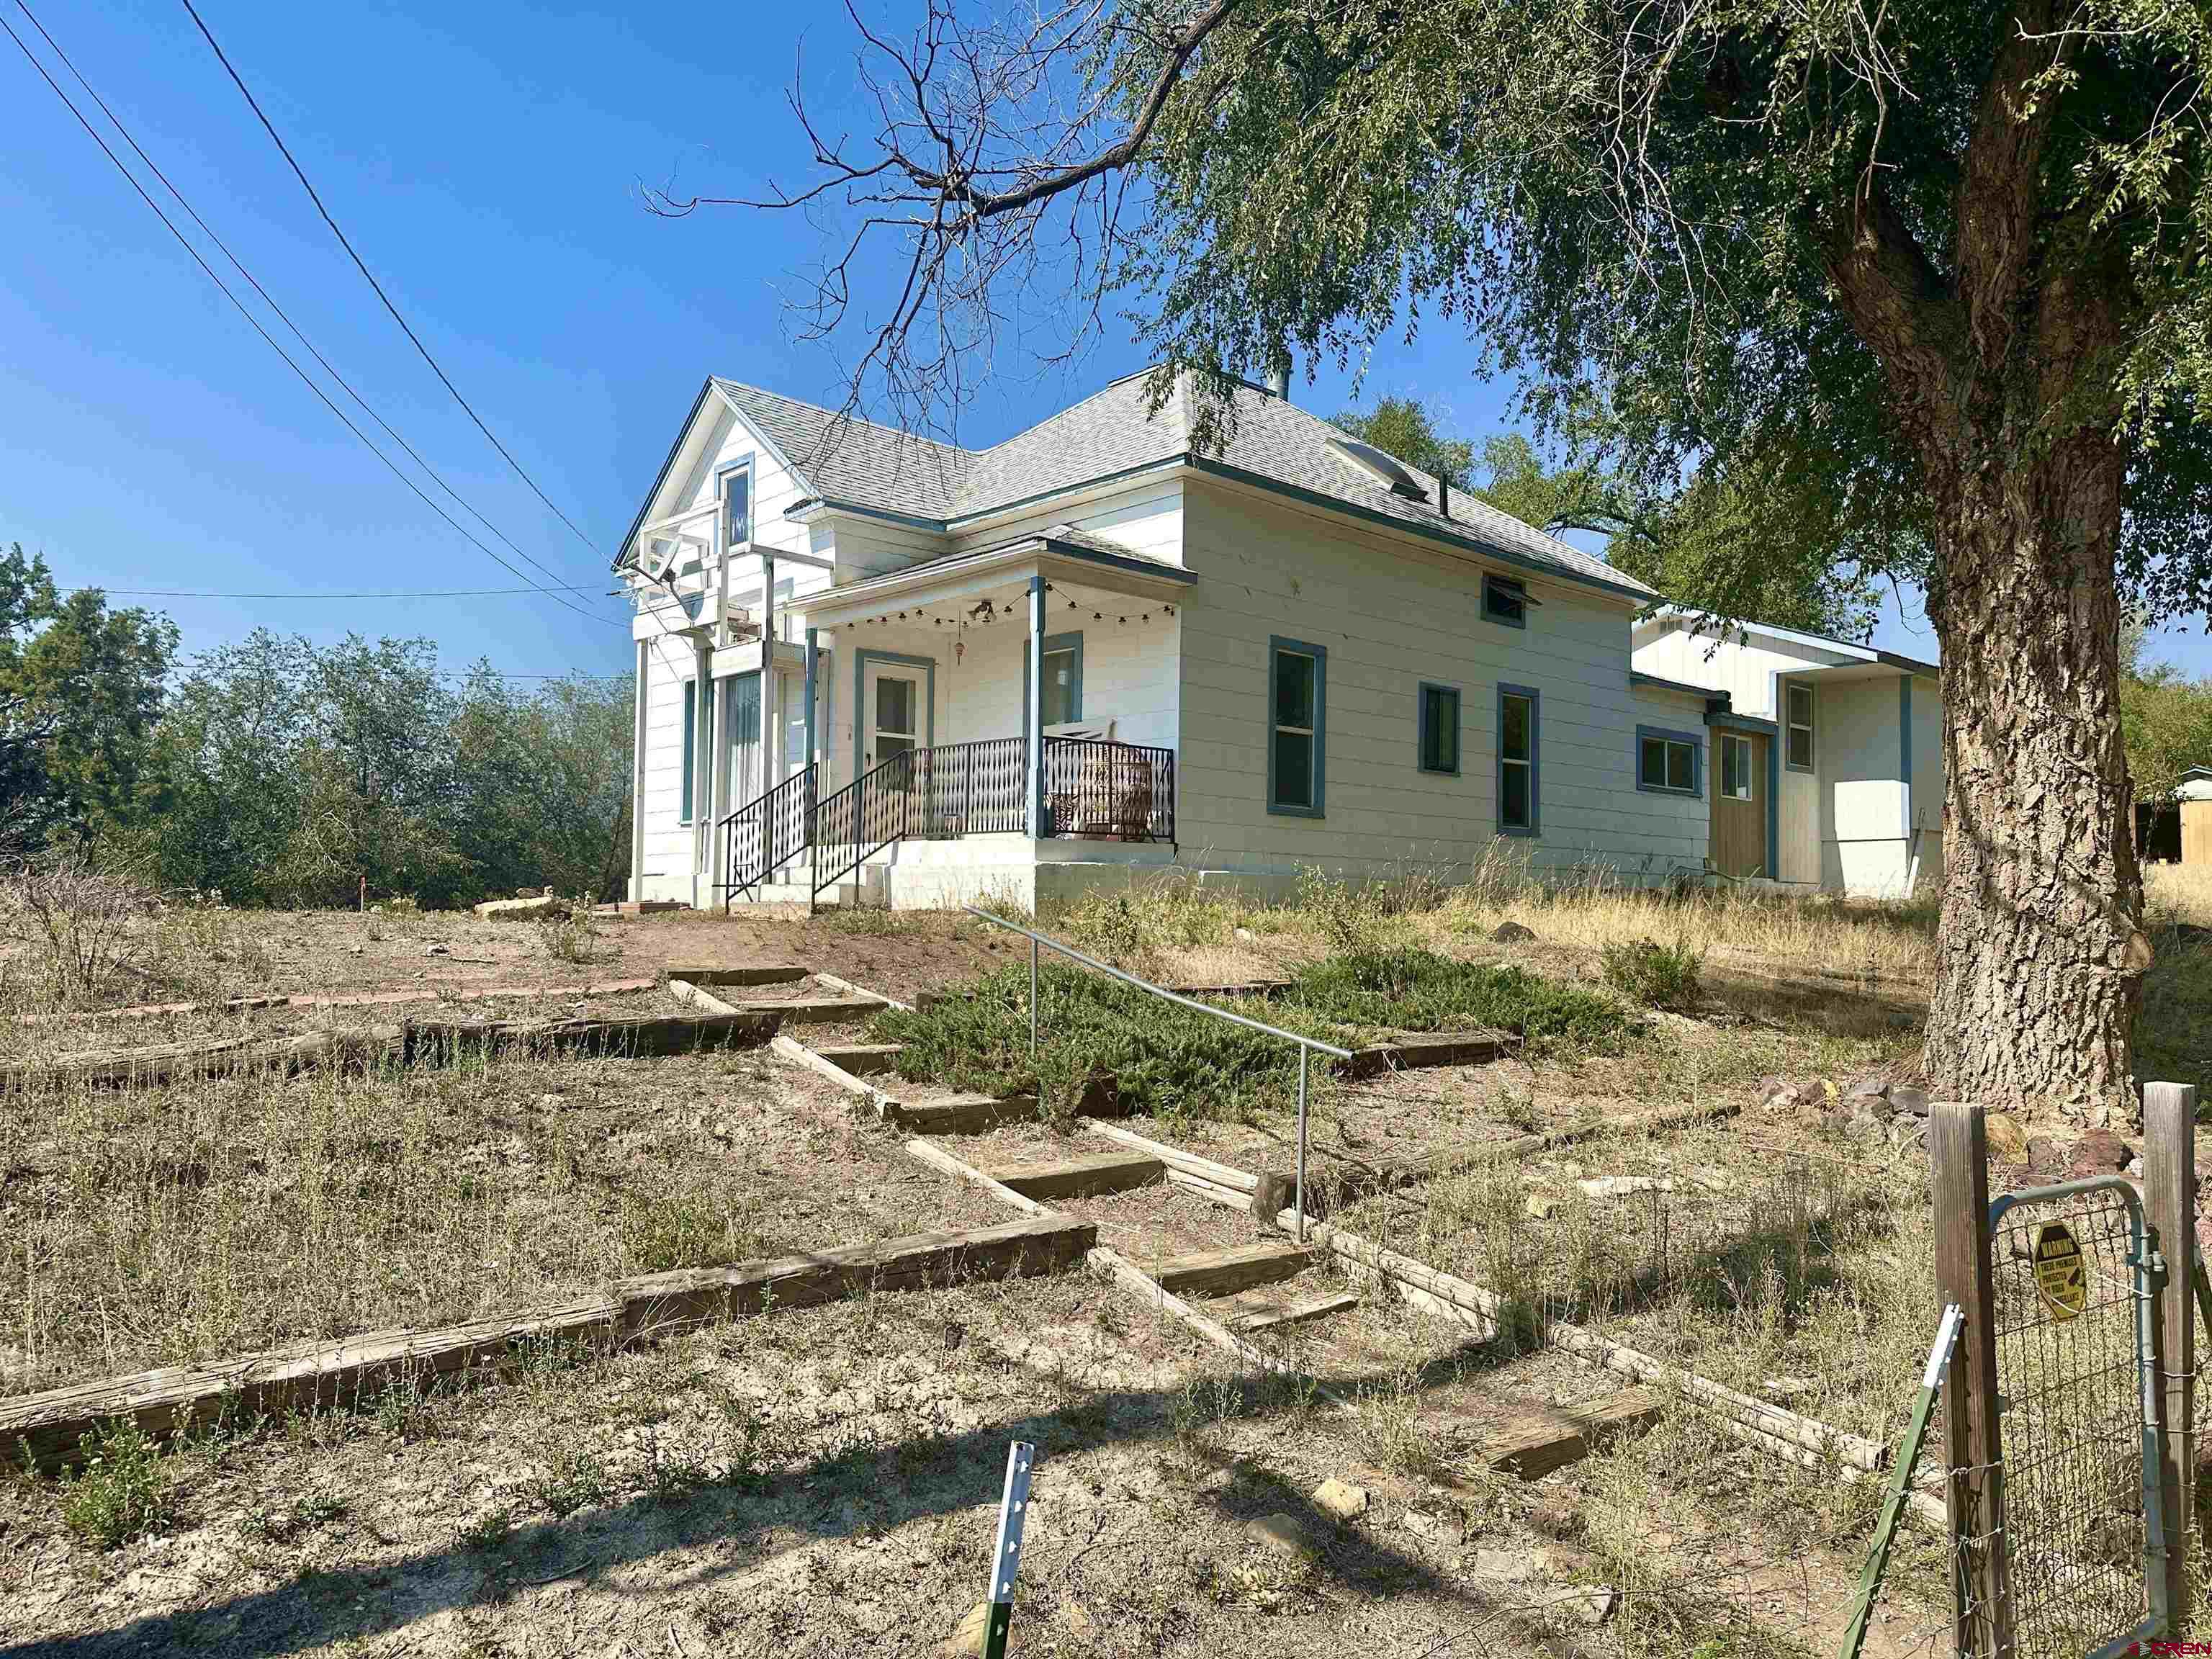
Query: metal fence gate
1983,1178,2169,1659
1930,1088,2198,1659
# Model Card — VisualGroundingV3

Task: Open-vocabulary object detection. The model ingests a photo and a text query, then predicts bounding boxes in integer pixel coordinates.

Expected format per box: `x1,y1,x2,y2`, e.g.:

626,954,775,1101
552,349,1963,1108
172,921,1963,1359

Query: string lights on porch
845,591,1174,633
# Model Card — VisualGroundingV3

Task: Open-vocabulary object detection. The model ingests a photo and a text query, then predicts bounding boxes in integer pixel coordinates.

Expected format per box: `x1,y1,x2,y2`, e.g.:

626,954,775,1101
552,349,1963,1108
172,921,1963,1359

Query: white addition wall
1631,621,1852,720
1907,673,1946,889
1175,477,1707,885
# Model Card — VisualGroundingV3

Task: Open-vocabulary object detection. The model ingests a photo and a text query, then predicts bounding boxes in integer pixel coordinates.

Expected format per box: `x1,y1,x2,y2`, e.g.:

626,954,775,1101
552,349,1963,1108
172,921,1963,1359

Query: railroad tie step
983,1150,1164,1201
730,994,886,1025
1220,1289,1362,1334
1150,1241,1315,1298
884,1094,1041,1135
809,1042,904,1077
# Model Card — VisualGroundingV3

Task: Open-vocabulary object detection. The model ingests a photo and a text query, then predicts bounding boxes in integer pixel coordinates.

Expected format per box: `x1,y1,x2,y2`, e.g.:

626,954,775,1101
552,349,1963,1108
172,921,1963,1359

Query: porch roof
788,527,1193,630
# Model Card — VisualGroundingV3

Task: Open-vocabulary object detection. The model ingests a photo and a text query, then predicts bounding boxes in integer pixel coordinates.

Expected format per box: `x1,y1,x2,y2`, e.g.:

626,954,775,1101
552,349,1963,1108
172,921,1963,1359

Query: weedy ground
4,859,2211,1654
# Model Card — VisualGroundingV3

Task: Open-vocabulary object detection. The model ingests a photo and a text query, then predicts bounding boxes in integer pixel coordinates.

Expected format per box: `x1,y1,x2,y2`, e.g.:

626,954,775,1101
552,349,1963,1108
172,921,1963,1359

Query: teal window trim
1417,681,1462,775
1023,629,1085,730
1785,681,1817,773
1497,683,1540,835
680,679,697,823
1635,723,1704,798
1267,635,1327,817
1483,575,1528,629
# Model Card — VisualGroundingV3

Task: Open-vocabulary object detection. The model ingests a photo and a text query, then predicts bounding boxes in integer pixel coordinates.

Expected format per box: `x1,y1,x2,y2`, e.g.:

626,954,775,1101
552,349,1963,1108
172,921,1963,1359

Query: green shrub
62,1419,174,1548
872,962,1326,1120
1600,935,1704,1010
536,899,598,963
873,946,1634,1119
1291,947,1632,1051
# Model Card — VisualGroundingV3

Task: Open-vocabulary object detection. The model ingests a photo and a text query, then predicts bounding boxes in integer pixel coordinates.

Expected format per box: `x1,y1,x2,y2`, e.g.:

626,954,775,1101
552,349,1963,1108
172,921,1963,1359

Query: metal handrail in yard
962,909,1352,1242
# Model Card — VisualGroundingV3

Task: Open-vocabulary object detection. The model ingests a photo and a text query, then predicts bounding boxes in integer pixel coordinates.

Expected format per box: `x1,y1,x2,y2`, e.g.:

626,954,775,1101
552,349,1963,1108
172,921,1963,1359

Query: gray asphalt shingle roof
711,372,1651,598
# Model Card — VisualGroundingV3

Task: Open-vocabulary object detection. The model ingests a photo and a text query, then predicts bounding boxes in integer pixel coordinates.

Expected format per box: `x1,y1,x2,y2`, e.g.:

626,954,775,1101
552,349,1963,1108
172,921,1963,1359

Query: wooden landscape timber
770,1032,894,1108
1477,1388,1665,1479
1084,1097,1743,1206
397,1007,781,1064
1092,1118,1937,1524
1,1214,1097,1474
812,970,912,1012
1,1026,400,1092
810,1042,905,1076
14,977,661,1028
1341,1033,1506,1079
661,965,810,987
984,1148,1163,1201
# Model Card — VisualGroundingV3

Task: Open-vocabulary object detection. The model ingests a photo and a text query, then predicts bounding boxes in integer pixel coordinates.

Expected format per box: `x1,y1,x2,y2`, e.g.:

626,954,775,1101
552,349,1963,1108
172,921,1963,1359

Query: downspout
630,636,648,902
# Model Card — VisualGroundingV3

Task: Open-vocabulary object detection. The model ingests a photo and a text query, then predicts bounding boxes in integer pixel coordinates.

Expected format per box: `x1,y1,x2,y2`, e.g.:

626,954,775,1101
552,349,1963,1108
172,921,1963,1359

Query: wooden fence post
1930,1101,2013,1658
2145,1079,2198,1633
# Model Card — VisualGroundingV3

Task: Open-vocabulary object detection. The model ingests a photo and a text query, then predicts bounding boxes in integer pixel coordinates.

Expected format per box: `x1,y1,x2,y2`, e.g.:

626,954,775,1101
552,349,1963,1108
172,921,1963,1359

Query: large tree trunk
1923,432,2149,1122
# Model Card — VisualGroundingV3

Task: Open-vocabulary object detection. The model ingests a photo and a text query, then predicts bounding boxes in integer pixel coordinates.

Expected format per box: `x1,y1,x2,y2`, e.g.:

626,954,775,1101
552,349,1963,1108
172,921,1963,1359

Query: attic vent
1326,435,1429,503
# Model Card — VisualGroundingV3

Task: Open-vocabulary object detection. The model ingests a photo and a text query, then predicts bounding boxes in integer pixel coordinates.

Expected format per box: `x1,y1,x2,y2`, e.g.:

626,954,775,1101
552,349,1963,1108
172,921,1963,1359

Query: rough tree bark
1923,428,2149,1119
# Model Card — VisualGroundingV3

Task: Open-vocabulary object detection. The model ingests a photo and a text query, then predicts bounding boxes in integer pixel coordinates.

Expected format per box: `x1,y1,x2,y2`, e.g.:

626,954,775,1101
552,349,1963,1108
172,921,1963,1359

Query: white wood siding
1175,479,1705,882
1630,620,1854,719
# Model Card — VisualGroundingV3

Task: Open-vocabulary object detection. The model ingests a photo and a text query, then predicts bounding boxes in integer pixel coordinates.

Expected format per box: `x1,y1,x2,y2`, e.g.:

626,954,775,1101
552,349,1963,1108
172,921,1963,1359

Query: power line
63,585,613,601
179,0,603,559
12,0,599,610
16,2,593,601
0,5,618,630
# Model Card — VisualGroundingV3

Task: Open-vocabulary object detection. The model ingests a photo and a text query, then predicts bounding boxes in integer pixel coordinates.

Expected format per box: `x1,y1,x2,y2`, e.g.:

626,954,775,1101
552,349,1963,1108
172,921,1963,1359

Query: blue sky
1,1,2195,682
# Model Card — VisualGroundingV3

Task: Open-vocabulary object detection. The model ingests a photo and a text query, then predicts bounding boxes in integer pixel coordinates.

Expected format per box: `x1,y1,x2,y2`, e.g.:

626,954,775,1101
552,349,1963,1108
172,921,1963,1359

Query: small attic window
1326,435,1429,503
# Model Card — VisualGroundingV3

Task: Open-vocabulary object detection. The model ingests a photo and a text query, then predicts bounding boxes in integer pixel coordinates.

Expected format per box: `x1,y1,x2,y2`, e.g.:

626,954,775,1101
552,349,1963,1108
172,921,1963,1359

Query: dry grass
1048,850,1942,985
0,1042,1004,1395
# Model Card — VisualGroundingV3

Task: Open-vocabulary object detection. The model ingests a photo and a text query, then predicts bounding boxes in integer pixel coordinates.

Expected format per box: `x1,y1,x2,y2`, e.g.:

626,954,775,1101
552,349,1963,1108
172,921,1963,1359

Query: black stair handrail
719,762,816,909
809,746,922,907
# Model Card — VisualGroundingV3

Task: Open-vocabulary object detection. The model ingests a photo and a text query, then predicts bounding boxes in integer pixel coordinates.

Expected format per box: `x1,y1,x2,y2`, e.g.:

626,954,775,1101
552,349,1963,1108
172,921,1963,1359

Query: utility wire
62,585,611,601
179,0,603,559
0,6,617,629
16,1,595,600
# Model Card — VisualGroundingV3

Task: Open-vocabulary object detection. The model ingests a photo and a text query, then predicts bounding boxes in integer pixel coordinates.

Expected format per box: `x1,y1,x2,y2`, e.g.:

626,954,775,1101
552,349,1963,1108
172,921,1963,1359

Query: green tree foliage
136,629,632,909
2118,625,2212,805
0,544,176,853
1470,436,1885,640
1329,397,1475,490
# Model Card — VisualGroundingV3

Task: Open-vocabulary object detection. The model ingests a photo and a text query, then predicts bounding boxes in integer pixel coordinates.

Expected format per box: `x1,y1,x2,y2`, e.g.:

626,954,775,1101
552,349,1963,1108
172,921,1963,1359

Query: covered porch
722,530,1192,906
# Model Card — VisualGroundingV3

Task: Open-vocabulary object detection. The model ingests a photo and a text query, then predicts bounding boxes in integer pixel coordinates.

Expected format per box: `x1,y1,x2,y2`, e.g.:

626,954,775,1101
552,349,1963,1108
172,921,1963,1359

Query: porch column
763,556,781,796
804,626,818,767
1027,574,1046,837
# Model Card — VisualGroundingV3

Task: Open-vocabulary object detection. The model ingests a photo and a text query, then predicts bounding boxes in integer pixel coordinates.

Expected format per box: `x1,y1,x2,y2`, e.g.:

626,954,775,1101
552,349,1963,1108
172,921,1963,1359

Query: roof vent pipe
1264,348,1291,400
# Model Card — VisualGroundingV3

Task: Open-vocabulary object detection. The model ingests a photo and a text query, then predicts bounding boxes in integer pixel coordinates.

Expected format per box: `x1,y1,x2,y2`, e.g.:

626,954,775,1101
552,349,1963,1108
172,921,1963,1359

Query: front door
862,662,924,774
1711,730,1768,877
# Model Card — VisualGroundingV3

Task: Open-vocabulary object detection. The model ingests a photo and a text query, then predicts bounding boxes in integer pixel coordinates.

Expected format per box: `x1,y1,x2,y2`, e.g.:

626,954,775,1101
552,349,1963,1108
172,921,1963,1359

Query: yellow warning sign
2033,1220,2087,1320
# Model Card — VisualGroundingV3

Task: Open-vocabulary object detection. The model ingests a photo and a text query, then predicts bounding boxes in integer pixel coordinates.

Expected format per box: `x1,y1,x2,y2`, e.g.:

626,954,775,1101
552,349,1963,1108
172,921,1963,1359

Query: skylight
1326,435,1429,502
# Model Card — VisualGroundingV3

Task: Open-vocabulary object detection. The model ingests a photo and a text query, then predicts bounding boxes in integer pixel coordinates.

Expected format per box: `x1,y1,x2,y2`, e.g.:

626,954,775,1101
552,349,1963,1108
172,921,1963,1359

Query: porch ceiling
790,531,1192,631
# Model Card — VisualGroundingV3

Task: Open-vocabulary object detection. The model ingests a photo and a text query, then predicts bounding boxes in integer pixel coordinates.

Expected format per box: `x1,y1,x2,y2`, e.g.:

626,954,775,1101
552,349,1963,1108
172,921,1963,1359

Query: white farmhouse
614,369,1940,909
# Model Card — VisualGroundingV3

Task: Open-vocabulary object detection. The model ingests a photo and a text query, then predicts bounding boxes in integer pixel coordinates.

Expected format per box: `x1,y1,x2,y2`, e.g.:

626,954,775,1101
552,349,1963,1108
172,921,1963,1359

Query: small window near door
1268,637,1326,816
1498,685,1539,834
680,680,697,824
1483,575,1527,628
1719,733,1754,800
1417,683,1460,774
1786,683,1815,771
1636,726,1701,796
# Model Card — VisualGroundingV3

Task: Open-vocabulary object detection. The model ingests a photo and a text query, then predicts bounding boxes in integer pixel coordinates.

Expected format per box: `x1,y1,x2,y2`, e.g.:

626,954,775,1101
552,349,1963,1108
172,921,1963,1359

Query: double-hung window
1785,683,1815,771
718,461,752,554
1497,685,1539,834
1025,631,1084,728
1418,683,1461,774
1637,727,1700,796
1268,637,1326,816
1719,733,1754,800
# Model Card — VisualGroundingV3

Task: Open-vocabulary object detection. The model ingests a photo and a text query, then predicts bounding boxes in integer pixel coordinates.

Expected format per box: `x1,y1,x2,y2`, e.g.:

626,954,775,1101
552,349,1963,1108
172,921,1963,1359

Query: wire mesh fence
1984,1180,2159,1659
